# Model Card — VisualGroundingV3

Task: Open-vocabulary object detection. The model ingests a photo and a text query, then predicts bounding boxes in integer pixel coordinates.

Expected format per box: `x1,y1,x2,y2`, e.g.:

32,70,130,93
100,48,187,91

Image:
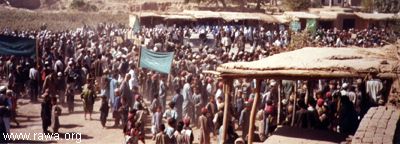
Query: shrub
283,0,312,11
70,0,98,12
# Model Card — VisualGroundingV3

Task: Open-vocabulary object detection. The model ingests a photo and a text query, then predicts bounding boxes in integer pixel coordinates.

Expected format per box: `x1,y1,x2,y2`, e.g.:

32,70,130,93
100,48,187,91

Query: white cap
270,80,276,86
0,86,6,92
342,83,349,89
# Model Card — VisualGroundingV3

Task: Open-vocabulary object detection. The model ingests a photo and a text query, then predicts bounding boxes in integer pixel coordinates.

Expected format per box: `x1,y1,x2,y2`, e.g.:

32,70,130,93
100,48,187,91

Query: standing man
43,72,57,97
29,66,39,102
181,77,193,123
193,87,203,126
120,74,132,109
172,88,183,121
41,94,52,133
0,87,11,134
81,83,97,120
92,55,103,93
55,72,66,104
159,76,166,112
199,108,210,144
239,101,251,139
366,74,383,106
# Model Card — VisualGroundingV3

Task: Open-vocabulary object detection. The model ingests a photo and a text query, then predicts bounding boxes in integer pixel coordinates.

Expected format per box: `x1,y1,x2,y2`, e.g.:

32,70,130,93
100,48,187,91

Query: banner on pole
139,47,174,74
306,19,317,34
290,21,301,32
129,15,141,34
0,35,36,57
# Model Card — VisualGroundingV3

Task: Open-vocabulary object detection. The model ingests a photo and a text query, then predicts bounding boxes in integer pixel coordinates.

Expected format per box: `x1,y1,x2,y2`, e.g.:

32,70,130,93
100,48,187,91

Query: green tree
362,0,400,13
361,0,374,12
374,0,400,13
283,0,312,11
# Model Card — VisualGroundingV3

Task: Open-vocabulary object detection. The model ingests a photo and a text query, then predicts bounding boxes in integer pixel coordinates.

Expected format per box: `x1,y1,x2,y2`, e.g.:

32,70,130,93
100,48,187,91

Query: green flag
306,19,317,34
139,47,174,74
290,21,301,32
0,35,36,57
130,15,140,33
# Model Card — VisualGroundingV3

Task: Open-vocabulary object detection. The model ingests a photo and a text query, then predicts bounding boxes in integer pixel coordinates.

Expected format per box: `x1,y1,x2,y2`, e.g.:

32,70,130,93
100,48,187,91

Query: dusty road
9,94,221,144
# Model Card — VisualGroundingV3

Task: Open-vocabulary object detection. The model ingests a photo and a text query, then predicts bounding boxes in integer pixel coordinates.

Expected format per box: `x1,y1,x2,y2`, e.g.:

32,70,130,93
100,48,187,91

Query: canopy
273,15,291,23
217,45,399,79
163,14,196,21
182,10,222,19
219,12,277,23
219,11,260,21
355,12,400,20
317,11,355,20
136,12,163,18
284,11,319,19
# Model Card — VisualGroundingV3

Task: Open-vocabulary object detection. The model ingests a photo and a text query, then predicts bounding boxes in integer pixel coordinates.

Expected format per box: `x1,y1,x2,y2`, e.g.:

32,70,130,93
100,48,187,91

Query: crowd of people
312,27,393,47
0,22,392,143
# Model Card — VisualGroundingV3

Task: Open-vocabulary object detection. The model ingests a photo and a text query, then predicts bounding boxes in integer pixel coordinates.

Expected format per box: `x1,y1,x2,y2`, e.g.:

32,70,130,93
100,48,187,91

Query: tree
205,0,226,7
283,0,312,11
361,0,374,12
374,0,400,13
362,0,400,13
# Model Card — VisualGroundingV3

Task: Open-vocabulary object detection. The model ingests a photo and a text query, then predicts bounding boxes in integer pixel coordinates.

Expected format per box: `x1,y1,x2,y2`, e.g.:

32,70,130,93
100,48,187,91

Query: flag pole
35,38,40,69
35,38,41,97
137,46,142,69
167,52,175,89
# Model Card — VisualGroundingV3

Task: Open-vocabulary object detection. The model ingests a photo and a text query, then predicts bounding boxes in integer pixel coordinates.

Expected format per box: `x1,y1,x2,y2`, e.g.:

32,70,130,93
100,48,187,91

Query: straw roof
219,12,277,23
217,45,399,79
256,13,279,23
272,15,290,23
317,11,355,20
284,11,319,19
163,14,196,21
219,12,260,21
137,10,277,23
355,12,400,20
182,10,222,19
137,12,163,18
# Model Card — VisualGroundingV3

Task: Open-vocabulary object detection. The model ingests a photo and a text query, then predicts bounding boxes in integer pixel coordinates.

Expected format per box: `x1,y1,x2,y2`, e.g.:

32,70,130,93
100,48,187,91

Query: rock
8,0,41,9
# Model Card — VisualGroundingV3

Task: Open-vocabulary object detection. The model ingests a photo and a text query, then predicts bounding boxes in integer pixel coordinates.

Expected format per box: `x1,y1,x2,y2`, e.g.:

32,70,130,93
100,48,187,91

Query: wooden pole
35,38,40,69
137,46,142,69
291,81,297,127
277,80,282,125
221,79,231,143
305,81,309,105
248,79,261,144
35,38,41,95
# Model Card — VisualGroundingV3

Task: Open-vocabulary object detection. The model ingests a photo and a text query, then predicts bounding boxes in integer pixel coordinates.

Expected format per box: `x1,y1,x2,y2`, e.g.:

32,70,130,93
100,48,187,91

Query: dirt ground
10,94,221,144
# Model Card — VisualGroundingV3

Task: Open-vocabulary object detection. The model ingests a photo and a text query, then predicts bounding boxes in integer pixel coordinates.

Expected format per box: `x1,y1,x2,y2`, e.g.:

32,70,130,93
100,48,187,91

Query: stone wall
351,106,400,144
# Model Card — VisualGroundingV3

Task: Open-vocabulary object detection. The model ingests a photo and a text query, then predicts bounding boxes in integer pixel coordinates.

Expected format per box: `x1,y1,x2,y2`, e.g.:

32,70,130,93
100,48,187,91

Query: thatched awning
163,14,196,21
182,10,222,19
217,46,399,79
355,12,400,20
137,12,163,18
219,12,278,23
219,12,260,22
318,11,355,20
273,15,290,23
284,11,319,19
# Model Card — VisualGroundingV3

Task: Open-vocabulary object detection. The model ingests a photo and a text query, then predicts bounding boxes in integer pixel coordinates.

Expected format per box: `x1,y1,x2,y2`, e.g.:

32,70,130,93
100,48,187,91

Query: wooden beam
202,70,221,76
221,79,232,143
217,69,397,80
277,80,282,125
291,81,298,127
248,79,262,144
